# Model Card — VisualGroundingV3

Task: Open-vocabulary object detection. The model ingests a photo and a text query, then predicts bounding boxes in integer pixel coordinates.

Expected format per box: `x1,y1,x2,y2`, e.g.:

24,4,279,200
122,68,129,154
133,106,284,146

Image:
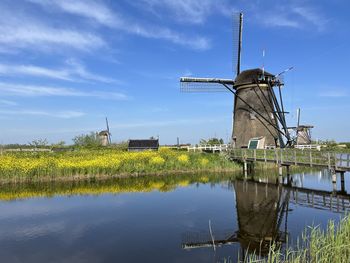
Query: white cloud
254,3,327,31
0,82,128,100
0,10,105,53
139,0,235,24
28,0,119,27
0,60,116,83
260,14,300,28
319,90,348,98
110,117,228,129
292,7,327,31
124,24,210,50
28,0,211,50
0,109,85,119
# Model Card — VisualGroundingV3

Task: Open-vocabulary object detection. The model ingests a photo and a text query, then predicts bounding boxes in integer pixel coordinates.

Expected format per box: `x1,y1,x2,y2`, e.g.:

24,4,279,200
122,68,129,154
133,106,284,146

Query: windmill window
248,137,266,149
270,113,275,120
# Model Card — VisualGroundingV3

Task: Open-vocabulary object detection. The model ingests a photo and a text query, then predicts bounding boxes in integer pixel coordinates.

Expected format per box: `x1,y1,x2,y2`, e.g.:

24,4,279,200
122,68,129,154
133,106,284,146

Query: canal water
0,171,348,262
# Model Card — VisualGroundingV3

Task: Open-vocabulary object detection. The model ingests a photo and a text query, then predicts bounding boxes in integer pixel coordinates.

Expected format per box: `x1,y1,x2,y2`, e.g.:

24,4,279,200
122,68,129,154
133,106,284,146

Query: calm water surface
0,171,349,262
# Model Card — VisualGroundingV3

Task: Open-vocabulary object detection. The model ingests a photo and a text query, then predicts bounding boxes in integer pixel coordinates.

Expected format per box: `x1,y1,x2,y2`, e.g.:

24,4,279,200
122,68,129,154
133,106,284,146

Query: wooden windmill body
181,13,291,148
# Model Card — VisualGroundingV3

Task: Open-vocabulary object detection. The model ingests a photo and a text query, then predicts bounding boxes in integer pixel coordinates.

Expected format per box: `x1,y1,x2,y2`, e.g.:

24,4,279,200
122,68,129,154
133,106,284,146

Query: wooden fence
230,149,350,171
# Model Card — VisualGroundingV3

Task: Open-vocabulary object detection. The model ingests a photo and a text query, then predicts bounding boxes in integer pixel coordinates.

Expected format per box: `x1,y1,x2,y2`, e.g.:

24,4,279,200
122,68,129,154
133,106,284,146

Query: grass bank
243,216,350,263
0,148,240,183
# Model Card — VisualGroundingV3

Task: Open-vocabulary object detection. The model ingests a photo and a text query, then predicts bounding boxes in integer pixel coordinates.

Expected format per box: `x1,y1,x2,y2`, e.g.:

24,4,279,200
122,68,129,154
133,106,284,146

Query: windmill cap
98,130,110,135
234,68,274,86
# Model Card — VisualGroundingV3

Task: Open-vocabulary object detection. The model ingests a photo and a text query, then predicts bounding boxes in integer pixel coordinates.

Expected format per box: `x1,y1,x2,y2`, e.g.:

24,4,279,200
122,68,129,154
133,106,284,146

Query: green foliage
339,142,350,149
51,141,66,148
200,137,224,145
110,141,128,151
317,139,338,146
29,138,48,148
73,132,102,148
241,216,350,263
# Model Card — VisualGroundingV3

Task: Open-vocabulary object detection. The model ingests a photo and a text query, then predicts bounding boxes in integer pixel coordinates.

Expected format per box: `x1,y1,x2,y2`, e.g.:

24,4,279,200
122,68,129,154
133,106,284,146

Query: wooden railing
187,144,229,152
229,149,350,171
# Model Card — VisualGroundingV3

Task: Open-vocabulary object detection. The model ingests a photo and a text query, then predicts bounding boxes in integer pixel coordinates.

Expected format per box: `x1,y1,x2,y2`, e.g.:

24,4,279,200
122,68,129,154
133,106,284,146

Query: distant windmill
98,117,112,146
293,108,314,145
180,13,293,148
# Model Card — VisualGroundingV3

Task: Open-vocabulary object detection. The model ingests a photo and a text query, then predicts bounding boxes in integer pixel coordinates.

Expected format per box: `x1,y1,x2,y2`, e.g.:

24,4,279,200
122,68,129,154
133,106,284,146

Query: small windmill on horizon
98,117,112,146
180,13,298,149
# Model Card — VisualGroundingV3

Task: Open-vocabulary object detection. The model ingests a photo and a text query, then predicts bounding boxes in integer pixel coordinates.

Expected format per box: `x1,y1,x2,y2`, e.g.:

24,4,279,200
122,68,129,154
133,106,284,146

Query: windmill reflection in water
182,179,290,256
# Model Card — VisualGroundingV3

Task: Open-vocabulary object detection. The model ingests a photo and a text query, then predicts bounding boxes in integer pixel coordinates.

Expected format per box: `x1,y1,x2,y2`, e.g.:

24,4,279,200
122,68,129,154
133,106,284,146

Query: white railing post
254,149,256,161
310,151,313,167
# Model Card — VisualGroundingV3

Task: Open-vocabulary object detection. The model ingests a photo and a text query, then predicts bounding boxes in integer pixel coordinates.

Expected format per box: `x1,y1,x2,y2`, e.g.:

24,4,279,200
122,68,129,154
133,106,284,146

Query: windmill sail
180,77,234,92
105,117,111,144
233,12,243,77
180,12,243,93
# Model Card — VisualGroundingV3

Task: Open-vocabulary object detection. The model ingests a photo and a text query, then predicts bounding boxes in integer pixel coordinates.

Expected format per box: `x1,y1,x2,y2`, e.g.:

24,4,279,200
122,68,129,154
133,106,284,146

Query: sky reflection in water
0,171,348,263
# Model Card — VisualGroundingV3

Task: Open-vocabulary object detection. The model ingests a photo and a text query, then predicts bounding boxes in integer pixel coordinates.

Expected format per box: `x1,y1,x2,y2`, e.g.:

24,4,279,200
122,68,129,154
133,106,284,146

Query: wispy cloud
319,90,348,98
0,60,116,83
253,3,327,31
109,117,228,129
28,0,211,50
28,0,119,27
292,6,327,32
0,109,85,119
138,0,235,24
0,82,128,100
0,8,105,53
260,14,300,28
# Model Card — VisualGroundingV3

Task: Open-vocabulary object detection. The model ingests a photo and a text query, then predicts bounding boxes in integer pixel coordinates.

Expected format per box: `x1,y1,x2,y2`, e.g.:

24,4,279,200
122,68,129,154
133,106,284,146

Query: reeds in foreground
242,215,350,263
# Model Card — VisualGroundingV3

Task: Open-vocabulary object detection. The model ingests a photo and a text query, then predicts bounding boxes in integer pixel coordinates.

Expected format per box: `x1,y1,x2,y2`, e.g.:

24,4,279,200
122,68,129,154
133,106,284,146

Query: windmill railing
229,149,350,171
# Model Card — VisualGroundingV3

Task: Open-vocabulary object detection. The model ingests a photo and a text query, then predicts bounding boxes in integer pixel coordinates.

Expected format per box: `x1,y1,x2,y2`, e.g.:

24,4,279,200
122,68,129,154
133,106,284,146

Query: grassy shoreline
0,148,243,183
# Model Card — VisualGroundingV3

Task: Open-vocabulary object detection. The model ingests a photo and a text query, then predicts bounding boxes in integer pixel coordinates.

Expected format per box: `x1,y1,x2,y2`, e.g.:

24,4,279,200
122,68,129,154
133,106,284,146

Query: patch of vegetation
242,216,350,263
0,148,240,182
199,137,225,145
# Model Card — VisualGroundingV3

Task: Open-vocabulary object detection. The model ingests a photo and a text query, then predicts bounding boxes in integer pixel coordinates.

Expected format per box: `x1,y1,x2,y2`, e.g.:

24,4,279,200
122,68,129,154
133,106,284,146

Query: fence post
254,149,256,161
280,149,283,164
294,150,297,165
328,152,331,169
310,151,313,167
334,153,338,170
264,149,267,163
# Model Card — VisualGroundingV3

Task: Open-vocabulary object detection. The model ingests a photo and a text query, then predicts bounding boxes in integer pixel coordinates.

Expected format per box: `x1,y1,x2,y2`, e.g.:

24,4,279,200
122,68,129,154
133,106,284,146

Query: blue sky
0,0,349,145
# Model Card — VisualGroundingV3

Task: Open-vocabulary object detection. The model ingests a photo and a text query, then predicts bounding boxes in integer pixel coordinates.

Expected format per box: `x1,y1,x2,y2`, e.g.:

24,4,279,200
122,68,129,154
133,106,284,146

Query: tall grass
243,216,350,263
0,148,240,182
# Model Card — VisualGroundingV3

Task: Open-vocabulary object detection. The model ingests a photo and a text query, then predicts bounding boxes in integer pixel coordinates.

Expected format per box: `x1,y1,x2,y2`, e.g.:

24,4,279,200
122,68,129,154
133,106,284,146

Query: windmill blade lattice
180,82,233,93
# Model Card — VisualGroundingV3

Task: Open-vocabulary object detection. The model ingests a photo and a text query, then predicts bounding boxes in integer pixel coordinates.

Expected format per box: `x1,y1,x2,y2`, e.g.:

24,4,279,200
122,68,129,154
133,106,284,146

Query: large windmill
180,13,292,149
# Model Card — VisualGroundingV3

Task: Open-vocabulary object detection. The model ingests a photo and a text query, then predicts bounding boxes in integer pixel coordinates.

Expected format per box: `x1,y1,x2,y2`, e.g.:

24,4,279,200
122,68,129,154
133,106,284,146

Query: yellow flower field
0,148,239,181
